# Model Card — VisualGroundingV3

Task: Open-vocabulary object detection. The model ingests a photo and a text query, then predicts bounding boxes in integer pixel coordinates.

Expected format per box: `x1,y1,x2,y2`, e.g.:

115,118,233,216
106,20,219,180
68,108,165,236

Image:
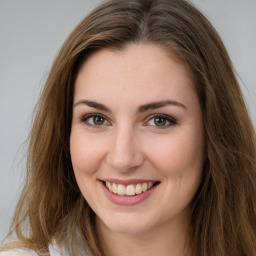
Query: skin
70,43,204,256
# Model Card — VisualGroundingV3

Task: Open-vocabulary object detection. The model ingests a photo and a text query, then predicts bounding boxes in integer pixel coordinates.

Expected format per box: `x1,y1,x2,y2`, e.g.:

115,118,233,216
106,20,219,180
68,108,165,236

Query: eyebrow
73,99,187,112
73,100,111,112
138,100,187,112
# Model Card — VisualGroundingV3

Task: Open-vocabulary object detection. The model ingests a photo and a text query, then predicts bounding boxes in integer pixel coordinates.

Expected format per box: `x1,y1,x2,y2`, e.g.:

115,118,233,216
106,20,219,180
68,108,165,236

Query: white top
0,244,66,256
0,249,37,256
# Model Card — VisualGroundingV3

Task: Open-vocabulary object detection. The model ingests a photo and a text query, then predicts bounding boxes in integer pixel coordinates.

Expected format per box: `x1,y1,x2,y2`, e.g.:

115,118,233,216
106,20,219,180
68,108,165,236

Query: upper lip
100,178,160,185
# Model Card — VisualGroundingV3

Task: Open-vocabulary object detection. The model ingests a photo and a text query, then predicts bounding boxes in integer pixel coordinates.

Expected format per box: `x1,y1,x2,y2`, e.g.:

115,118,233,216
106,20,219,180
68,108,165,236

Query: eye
81,114,109,126
147,114,177,128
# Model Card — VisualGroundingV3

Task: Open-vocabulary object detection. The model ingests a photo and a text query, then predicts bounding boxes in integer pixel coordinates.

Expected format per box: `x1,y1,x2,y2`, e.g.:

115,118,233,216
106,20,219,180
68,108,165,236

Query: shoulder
0,249,37,256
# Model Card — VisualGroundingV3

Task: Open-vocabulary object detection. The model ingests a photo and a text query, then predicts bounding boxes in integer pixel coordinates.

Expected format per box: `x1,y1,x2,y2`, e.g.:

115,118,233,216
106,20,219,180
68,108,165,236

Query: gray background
0,0,255,243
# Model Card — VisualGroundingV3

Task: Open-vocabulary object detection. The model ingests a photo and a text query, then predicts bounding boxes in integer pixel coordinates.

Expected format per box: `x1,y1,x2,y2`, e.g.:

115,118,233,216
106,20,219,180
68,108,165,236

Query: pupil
154,117,166,126
94,116,104,125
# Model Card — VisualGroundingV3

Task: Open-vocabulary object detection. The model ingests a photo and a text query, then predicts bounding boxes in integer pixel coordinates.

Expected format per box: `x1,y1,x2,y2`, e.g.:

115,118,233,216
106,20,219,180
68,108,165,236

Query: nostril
106,149,144,172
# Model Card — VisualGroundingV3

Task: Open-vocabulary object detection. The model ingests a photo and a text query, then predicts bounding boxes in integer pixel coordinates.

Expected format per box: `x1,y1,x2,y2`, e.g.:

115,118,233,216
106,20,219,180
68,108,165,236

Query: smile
104,181,158,196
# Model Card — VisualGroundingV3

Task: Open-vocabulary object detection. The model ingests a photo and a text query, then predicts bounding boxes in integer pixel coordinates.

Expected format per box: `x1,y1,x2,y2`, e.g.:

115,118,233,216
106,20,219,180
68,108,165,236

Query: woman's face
70,43,204,235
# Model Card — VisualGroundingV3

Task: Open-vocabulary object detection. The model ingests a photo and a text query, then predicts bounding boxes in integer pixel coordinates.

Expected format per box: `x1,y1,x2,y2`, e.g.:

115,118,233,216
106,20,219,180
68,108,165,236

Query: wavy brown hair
1,0,256,255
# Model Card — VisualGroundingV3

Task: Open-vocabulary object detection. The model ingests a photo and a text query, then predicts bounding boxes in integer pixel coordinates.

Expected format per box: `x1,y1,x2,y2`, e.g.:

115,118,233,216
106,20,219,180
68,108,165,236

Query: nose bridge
106,123,143,171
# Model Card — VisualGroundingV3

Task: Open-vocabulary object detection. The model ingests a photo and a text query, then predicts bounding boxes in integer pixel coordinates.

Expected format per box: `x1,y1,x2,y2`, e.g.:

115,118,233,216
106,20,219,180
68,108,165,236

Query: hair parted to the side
1,0,255,255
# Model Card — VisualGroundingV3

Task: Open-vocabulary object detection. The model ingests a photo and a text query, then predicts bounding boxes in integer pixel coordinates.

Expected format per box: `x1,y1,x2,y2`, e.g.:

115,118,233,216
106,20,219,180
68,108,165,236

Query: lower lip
101,182,158,206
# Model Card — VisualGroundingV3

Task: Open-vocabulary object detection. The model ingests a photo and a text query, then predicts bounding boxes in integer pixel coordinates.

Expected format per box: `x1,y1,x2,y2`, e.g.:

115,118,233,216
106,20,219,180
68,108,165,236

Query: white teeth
142,183,148,192
106,182,112,191
126,185,135,196
135,183,143,194
117,184,126,195
105,181,156,196
112,183,117,194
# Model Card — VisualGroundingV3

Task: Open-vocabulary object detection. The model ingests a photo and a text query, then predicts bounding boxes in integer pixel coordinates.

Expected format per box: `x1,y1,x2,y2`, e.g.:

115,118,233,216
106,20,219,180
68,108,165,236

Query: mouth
102,180,160,197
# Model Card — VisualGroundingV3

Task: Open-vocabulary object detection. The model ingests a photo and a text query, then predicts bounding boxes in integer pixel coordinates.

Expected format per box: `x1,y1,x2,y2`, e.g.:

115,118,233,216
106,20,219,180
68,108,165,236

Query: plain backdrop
0,0,255,243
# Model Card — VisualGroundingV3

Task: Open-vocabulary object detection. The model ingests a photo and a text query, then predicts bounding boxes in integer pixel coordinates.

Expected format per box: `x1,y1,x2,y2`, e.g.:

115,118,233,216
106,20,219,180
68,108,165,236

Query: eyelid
79,112,177,129
146,113,177,128
80,113,111,127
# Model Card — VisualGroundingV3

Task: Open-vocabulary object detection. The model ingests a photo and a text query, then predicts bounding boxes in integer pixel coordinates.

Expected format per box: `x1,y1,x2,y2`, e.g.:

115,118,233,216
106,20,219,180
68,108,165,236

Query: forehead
74,43,198,109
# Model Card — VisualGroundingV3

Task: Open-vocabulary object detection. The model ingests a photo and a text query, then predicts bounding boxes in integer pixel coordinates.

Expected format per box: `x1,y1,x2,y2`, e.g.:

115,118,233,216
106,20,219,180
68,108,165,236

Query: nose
106,126,144,172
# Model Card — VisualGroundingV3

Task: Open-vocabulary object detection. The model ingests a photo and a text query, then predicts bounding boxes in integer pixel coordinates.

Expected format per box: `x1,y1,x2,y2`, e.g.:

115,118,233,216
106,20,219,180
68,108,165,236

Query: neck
95,213,190,256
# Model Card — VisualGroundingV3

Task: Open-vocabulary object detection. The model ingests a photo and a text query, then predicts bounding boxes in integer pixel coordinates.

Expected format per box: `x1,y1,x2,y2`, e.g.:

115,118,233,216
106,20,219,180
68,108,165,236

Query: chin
98,212,154,235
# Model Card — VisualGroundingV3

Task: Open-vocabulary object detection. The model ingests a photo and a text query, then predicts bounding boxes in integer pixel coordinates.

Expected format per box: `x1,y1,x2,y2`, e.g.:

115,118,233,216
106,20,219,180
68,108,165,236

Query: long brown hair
1,0,255,255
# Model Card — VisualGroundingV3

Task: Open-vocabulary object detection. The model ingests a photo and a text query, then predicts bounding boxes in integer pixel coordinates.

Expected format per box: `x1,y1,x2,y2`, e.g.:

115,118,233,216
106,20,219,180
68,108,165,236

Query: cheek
70,130,107,176
145,130,204,177
148,131,204,210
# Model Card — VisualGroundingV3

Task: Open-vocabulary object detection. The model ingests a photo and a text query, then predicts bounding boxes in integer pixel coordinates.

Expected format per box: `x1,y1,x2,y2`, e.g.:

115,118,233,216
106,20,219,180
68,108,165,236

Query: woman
1,0,255,255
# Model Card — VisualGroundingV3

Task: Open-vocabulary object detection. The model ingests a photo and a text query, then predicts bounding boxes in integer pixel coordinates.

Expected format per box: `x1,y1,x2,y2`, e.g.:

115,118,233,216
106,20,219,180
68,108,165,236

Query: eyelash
146,114,177,129
80,113,177,129
80,113,110,127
